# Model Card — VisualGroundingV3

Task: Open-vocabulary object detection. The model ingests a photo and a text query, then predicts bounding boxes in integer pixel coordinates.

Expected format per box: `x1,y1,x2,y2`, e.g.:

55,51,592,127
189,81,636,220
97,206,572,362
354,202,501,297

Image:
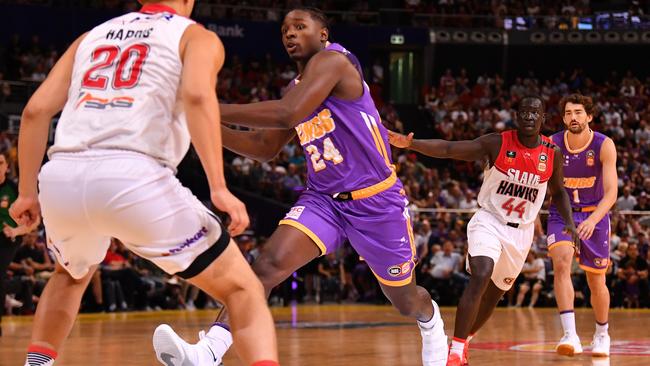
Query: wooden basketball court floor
1,305,649,365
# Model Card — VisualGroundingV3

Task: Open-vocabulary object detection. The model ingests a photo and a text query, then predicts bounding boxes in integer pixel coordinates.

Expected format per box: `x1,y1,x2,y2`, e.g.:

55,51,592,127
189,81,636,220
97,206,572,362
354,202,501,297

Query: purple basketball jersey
291,43,396,194
547,130,610,272
279,44,415,286
550,130,606,210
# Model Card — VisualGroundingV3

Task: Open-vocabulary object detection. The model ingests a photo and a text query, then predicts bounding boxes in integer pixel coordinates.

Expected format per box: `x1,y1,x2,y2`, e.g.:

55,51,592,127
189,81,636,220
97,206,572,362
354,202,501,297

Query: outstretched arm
388,130,500,162
548,146,580,250
220,51,347,129
221,126,296,162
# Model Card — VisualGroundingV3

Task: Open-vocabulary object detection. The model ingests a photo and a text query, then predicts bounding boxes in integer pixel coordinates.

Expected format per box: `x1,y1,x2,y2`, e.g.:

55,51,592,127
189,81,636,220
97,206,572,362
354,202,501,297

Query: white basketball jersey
477,130,556,225
49,5,195,169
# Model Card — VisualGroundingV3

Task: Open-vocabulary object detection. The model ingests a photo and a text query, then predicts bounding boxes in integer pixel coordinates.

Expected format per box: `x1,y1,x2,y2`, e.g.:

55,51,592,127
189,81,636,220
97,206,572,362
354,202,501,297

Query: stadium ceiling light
488,31,502,43
585,32,602,43
549,32,564,43
567,32,583,43
641,31,650,43
436,30,451,42
622,31,639,43
530,32,546,43
470,31,486,43
452,31,468,42
604,31,620,43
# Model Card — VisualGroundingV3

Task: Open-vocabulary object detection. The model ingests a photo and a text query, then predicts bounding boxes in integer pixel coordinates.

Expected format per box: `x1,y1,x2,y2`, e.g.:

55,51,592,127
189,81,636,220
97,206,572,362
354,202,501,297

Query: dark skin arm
220,51,358,129
221,126,296,162
548,146,581,253
388,131,502,164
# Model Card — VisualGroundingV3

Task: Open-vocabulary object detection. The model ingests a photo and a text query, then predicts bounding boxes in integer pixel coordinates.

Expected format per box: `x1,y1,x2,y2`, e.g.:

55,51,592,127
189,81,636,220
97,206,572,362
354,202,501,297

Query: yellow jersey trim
279,219,327,256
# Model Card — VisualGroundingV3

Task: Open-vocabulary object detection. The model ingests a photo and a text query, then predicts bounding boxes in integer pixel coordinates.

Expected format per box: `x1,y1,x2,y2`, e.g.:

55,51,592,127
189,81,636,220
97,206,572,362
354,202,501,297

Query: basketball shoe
556,332,583,356
153,324,232,366
462,341,469,366
446,341,469,366
590,333,610,357
419,300,448,366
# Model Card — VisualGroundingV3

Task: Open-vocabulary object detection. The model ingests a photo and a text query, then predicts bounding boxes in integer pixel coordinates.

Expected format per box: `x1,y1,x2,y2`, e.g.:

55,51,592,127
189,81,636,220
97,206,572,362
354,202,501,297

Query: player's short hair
559,93,595,116
286,6,330,30
518,95,546,112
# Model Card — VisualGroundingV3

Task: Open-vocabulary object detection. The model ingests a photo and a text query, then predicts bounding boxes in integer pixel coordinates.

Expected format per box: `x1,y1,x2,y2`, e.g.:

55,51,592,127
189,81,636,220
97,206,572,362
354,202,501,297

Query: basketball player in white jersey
389,96,579,366
9,1,279,365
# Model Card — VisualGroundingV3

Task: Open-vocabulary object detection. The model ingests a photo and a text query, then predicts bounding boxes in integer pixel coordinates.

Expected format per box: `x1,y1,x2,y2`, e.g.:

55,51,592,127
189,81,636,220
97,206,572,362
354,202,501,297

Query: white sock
450,338,466,357
595,322,608,336
418,301,438,329
196,323,232,364
560,311,577,336
467,333,475,343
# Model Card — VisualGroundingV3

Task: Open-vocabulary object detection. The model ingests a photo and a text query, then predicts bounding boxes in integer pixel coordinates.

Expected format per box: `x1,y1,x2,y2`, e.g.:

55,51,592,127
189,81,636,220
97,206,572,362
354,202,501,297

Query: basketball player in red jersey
389,96,579,365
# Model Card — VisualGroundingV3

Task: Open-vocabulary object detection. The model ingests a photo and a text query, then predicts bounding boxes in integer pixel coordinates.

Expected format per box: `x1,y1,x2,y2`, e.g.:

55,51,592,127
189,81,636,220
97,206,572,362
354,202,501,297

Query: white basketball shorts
38,150,229,279
466,209,534,291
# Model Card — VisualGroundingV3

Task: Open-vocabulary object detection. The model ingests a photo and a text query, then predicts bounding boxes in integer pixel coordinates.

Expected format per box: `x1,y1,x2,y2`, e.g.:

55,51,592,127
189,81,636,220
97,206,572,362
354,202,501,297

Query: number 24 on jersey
306,137,344,172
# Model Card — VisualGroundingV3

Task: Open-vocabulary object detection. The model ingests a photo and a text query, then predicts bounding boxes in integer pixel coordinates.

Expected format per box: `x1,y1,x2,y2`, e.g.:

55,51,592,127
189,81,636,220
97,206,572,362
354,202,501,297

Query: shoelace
592,334,607,345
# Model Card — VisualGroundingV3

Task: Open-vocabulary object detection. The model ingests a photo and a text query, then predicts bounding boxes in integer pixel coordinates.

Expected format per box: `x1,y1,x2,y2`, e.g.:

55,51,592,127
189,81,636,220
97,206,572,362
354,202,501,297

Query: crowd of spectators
2,0,650,29
219,61,650,308
1,34,650,327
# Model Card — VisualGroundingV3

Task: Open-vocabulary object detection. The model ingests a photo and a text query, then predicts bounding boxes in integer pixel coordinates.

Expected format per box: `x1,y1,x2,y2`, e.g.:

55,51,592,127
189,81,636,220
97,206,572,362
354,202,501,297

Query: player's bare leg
550,245,582,356
155,225,320,365
448,256,494,365
24,264,97,365
515,282,530,307
215,225,322,324
454,256,494,338
460,281,505,366
586,272,610,357
380,280,448,366
154,241,279,366
470,281,505,334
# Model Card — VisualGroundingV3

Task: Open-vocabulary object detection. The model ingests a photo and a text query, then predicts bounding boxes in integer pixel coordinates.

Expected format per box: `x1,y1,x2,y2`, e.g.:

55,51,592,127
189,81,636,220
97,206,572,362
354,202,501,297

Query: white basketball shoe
556,332,583,357
153,324,232,366
591,332,610,357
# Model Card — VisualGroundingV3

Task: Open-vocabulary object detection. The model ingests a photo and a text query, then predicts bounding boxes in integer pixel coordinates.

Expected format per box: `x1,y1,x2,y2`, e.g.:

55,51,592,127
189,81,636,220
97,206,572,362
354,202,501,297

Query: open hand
387,130,414,148
576,218,596,241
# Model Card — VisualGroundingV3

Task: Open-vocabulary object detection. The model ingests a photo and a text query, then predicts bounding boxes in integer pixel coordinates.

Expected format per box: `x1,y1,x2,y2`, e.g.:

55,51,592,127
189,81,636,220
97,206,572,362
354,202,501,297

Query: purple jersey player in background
546,94,618,358
153,7,448,366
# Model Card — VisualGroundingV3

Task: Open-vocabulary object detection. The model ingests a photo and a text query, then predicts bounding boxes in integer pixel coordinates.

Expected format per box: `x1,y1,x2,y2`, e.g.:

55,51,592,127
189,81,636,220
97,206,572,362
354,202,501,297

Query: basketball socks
195,322,232,365
559,310,577,336
25,345,57,366
208,322,231,341
450,337,466,358
417,303,437,329
595,321,608,335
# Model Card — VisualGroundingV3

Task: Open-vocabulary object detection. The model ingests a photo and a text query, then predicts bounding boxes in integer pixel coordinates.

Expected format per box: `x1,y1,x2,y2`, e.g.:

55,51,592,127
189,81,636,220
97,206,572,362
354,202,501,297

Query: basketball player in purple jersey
154,7,448,366
547,94,617,357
